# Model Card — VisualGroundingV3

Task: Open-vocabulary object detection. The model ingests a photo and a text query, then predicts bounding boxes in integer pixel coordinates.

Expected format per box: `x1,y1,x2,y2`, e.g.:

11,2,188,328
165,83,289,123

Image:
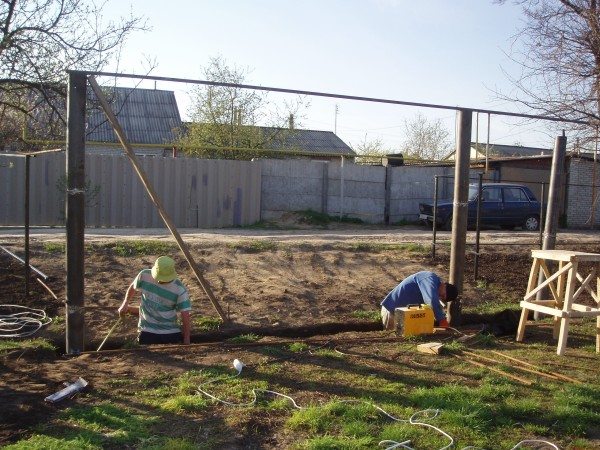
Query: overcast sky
106,0,558,151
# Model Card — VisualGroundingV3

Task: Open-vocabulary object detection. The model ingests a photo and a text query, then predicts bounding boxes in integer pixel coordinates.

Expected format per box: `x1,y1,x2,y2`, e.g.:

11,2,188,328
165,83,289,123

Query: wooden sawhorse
516,249,600,356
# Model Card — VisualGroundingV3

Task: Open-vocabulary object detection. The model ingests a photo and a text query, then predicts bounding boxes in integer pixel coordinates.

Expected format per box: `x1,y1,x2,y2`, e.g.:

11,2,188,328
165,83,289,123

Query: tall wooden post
65,71,87,354
449,109,472,293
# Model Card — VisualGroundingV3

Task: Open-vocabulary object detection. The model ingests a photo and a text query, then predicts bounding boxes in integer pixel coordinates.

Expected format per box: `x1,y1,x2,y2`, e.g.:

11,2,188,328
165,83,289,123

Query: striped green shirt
133,269,191,334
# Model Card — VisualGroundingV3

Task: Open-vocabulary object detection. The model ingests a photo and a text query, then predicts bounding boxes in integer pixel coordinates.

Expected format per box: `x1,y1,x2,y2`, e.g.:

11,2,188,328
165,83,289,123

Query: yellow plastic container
394,304,434,337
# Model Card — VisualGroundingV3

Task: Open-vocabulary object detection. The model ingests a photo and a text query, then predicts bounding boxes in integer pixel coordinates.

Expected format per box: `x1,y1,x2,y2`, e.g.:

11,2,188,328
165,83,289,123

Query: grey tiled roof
86,87,181,145
472,143,551,157
258,127,355,156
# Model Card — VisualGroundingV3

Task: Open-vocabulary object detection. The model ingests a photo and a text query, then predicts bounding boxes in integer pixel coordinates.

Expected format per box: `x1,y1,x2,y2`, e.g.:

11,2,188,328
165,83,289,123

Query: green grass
0,337,55,352
227,333,261,343
4,403,159,449
342,242,429,254
43,242,66,254
350,310,380,321
296,210,364,226
96,240,177,257
227,240,278,253
192,315,222,332
289,342,310,352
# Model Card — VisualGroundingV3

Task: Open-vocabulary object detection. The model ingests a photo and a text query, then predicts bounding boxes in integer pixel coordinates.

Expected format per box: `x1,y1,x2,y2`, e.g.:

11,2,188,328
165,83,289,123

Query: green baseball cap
151,256,177,282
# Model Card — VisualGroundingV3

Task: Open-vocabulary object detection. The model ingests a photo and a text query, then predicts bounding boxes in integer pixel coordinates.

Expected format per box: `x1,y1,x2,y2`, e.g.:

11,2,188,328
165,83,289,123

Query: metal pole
339,155,345,219
535,134,567,319
65,71,87,355
539,182,545,249
432,175,439,259
474,172,483,281
543,133,567,250
24,155,30,297
449,109,472,294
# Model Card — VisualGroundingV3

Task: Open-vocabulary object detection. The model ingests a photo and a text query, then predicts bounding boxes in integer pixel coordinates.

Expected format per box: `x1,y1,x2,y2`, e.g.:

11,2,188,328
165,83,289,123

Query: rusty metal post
539,182,545,249
449,109,472,293
65,71,87,354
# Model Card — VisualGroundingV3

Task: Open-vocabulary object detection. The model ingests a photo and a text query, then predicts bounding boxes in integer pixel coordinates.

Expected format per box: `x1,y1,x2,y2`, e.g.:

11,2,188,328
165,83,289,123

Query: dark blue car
419,183,542,231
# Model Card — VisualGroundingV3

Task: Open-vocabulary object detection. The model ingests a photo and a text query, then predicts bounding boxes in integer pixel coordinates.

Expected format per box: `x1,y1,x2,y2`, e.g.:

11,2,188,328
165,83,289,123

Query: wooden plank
462,350,561,382
453,354,533,385
539,260,560,302
531,249,600,262
557,259,578,356
88,76,228,323
489,351,582,384
519,301,568,318
523,262,572,302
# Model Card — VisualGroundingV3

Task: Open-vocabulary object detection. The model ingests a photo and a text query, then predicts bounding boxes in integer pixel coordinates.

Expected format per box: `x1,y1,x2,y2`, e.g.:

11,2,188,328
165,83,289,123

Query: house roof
257,127,355,156
471,143,552,158
86,87,182,145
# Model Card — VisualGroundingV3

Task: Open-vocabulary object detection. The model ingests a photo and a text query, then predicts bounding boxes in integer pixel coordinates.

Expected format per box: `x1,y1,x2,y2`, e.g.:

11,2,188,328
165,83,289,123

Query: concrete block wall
388,165,455,223
260,159,328,221
566,157,600,228
327,161,386,223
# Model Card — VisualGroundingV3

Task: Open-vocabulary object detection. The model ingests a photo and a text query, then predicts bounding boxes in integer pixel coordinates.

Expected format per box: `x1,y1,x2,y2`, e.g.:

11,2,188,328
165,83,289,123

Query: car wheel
523,215,540,231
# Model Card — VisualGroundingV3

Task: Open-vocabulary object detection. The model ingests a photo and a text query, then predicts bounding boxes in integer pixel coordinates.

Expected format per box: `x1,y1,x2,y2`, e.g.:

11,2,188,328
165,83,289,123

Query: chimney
288,114,294,130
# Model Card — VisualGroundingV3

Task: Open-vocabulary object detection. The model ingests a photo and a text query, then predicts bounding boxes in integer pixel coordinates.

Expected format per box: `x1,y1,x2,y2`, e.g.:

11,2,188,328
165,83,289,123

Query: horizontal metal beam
1,148,64,158
83,70,590,125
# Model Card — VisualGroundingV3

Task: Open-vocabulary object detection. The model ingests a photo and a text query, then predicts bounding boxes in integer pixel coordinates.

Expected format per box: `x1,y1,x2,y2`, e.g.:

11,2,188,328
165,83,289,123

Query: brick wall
566,157,600,228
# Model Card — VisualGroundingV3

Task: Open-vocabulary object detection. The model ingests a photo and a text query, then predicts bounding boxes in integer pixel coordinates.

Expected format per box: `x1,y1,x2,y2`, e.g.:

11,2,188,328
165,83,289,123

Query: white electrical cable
198,360,560,450
0,304,52,338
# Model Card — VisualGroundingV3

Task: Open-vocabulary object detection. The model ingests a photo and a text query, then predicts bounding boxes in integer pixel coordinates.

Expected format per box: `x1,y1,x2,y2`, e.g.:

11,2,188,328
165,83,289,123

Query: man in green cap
118,256,191,345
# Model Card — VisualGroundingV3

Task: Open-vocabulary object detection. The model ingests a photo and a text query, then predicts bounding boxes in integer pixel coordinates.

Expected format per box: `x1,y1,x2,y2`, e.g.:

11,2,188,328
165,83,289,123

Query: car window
504,187,529,202
482,187,501,201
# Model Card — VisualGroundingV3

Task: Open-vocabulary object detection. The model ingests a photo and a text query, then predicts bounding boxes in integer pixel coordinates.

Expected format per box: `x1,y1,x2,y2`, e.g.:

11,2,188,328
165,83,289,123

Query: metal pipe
0,245,49,280
449,109,472,293
65,71,87,355
474,173,483,281
534,134,567,319
432,175,439,259
539,183,545,249
24,154,30,298
543,134,568,250
339,155,345,219
86,70,588,125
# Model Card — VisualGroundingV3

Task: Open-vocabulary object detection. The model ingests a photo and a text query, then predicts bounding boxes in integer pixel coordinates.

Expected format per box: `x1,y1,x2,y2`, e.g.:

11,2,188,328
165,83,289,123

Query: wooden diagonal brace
87,76,228,323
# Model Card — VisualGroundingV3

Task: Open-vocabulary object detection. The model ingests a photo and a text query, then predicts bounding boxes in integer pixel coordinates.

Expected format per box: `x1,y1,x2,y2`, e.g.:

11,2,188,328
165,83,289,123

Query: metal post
65,71,87,355
432,175,439,259
339,155,345,219
543,134,567,250
534,134,567,319
474,172,483,281
449,109,472,293
539,182,545,249
24,154,30,297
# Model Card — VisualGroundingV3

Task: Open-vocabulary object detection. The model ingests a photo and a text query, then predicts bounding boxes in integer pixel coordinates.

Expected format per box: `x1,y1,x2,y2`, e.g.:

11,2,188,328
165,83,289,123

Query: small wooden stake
453,354,533,386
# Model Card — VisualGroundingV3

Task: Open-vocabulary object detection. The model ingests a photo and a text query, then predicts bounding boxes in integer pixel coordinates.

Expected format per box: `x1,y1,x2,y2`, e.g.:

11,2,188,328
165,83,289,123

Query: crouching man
380,271,458,331
118,256,191,345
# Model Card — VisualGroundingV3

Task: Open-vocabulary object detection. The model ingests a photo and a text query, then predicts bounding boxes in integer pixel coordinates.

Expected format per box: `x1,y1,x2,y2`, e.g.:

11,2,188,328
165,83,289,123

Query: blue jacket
380,271,446,321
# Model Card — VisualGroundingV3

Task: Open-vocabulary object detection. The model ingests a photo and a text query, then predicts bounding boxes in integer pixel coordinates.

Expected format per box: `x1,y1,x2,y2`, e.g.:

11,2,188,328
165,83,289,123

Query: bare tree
351,134,391,165
178,56,308,159
0,0,144,149
498,0,600,145
400,113,452,160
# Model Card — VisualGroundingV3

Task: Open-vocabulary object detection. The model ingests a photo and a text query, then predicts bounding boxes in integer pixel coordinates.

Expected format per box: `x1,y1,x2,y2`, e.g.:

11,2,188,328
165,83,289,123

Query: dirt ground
1,224,600,446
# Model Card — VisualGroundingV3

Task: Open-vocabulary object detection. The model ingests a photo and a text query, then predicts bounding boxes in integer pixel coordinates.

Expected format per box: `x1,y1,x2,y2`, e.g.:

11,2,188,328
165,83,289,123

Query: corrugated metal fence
0,153,261,228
